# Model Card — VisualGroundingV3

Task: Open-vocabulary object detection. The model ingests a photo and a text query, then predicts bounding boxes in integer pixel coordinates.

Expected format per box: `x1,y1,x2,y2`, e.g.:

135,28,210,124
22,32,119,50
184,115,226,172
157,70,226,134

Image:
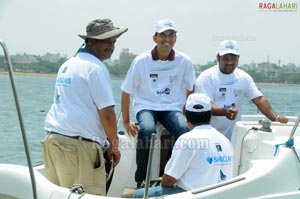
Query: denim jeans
132,185,185,198
135,110,189,183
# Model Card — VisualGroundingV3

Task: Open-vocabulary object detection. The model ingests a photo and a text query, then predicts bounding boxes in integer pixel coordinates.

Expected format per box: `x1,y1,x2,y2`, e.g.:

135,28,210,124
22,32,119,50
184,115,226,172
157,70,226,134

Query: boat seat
121,177,162,198
121,187,136,198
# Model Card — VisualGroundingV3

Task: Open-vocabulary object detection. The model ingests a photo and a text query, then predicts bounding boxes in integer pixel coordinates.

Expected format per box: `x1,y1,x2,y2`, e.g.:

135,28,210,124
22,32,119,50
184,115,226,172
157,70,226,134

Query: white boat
1,39,300,199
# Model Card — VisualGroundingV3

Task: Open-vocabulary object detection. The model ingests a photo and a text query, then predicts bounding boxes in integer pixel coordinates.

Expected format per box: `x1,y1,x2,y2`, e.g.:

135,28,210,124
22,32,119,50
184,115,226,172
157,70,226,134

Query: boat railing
289,113,300,140
0,39,37,199
143,133,156,199
191,176,246,194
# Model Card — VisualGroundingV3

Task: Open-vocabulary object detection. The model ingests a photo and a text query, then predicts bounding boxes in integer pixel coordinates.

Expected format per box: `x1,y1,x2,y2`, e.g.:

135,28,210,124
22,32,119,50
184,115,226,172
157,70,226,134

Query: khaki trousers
41,133,106,195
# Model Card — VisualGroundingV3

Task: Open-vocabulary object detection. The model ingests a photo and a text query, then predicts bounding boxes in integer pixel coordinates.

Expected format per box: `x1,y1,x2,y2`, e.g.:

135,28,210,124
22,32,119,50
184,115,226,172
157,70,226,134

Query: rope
106,158,114,182
67,184,86,199
274,138,300,163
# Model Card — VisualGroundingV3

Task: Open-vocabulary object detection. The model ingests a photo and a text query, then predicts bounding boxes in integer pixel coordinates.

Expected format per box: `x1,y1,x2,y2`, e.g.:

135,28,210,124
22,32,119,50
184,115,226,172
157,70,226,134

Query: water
0,74,300,165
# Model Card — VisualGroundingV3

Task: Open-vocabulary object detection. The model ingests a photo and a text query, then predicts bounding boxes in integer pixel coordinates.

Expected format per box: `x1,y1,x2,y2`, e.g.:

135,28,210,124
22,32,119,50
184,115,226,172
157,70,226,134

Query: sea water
0,74,299,165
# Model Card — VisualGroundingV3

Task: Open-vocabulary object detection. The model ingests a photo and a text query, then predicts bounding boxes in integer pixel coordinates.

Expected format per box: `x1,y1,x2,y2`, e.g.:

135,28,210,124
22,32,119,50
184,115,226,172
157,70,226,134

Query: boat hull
1,115,300,198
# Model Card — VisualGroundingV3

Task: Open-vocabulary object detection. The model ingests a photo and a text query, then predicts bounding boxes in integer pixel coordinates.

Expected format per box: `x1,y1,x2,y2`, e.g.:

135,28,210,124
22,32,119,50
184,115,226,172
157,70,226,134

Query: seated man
132,93,234,198
121,18,195,188
195,40,288,140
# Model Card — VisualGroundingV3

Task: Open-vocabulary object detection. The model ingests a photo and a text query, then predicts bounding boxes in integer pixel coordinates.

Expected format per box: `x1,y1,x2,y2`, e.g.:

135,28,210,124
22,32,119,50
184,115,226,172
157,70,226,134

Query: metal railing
0,39,37,199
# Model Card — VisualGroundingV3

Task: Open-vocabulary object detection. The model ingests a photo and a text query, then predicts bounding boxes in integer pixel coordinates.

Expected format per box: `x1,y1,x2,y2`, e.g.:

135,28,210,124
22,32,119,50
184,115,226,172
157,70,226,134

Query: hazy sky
0,0,299,65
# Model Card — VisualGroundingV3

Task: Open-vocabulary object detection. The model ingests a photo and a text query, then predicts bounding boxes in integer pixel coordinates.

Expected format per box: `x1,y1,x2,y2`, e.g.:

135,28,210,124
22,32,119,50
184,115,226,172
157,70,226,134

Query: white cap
155,18,177,33
218,40,239,56
185,93,211,113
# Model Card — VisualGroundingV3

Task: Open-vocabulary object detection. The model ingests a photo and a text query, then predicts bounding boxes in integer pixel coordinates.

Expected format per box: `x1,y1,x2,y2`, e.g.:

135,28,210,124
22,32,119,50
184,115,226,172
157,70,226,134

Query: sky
0,0,299,66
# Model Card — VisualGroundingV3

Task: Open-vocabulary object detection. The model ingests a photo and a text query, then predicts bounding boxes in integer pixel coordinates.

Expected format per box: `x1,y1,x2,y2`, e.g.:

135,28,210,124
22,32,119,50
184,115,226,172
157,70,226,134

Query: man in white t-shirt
121,18,196,187
132,93,234,198
42,19,127,195
195,40,288,140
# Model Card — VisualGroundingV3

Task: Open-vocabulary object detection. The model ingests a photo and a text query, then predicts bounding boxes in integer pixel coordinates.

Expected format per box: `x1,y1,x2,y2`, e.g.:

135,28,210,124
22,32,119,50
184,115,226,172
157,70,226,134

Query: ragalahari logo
258,2,298,12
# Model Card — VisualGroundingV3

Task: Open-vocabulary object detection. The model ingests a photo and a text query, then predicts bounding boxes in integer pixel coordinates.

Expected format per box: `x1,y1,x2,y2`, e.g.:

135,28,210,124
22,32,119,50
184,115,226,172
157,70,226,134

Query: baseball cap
155,18,177,33
185,93,211,113
218,40,239,56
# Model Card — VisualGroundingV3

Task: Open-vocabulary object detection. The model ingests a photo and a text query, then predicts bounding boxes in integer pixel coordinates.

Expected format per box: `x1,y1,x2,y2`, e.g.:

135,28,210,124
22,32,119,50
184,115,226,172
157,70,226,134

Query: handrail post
0,39,37,199
143,133,156,199
289,113,300,140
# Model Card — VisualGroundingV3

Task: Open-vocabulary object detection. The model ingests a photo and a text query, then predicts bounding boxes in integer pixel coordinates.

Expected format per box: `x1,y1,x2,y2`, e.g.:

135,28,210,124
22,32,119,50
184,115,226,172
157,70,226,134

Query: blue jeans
135,110,189,183
132,185,185,198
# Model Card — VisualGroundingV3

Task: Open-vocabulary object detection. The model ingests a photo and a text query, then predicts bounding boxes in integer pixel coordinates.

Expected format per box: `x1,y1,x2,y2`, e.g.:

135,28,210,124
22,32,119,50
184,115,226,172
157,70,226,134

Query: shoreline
1,71,299,86
256,82,300,87
0,71,124,80
0,71,56,77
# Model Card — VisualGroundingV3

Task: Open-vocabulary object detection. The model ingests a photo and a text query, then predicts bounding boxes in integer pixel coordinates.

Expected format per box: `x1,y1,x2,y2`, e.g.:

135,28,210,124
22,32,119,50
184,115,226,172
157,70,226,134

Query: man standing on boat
132,93,234,198
121,18,196,188
41,18,127,195
195,40,288,140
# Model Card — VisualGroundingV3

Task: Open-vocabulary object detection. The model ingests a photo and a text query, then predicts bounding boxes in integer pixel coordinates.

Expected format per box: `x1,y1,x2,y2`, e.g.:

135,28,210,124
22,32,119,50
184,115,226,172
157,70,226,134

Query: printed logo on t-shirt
234,89,242,97
169,75,178,83
56,77,72,85
219,88,226,92
219,87,226,97
207,157,213,164
220,169,227,181
206,155,233,165
156,88,170,95
150,74,158,88
62,67,68,73
215,144,222,152
150,74,158,78
55,94,60,104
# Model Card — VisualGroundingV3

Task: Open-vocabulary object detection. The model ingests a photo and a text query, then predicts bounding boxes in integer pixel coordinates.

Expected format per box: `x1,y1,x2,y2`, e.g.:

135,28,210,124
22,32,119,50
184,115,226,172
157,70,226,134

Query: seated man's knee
137,129,156,145
137,110,157,137
138,123,156,138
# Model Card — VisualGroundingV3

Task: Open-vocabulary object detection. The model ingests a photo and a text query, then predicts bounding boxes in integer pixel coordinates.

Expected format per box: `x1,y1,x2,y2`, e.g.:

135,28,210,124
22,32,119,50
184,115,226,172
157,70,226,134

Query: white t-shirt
195,65,262,140
44,50,115,146
121,49,195,115
165,125,234,191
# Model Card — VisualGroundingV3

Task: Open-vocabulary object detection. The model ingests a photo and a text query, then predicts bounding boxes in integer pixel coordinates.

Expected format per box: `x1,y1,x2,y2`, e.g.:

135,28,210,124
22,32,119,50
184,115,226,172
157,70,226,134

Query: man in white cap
42,18,127,195
121,18,196,188
195,40,288,140
132,93,234,198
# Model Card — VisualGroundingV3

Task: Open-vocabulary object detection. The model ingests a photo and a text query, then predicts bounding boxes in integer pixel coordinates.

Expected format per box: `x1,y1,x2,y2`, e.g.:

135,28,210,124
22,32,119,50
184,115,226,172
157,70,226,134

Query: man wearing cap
121,18,196,188
195,40,288,140
42,19,127,195
132,93,234,198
